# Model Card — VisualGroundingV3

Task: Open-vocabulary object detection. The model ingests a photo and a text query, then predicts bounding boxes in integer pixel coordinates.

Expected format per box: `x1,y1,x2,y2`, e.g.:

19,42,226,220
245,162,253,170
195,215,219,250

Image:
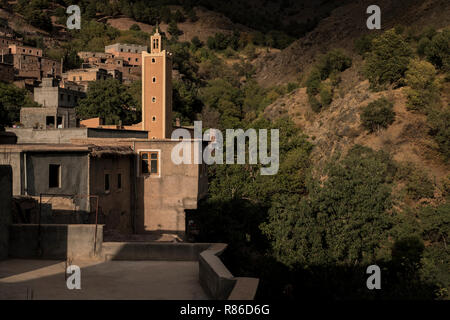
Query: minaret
142,27,173,139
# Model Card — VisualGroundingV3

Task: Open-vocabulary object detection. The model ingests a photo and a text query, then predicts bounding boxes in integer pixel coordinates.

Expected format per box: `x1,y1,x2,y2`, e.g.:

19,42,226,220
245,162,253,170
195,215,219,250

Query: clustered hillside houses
0,30,208,241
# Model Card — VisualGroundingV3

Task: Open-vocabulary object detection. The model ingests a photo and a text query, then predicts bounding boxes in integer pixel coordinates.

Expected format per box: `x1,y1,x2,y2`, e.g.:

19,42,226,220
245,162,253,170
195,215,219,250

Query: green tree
130,24,141,31
360,97,396,132
364,29,413,90
424,29,450,72
0,83,39,129
76,79,137,125
428,106,450,162
261,145,396,267
405,59,440,112
168,21,183,40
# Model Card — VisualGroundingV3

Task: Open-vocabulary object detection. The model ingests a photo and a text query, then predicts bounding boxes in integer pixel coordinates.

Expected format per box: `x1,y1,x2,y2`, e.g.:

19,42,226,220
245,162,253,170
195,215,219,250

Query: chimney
175,118,180,127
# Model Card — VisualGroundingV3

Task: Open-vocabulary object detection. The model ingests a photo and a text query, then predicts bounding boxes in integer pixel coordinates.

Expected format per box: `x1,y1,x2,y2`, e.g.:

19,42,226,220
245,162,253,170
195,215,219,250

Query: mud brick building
2,44,61,81
62,67,117,91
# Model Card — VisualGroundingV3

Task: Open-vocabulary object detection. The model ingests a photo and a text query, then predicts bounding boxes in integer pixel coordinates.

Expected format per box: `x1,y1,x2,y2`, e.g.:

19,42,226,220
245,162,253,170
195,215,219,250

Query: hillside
254,0,450,86
107,6,253,42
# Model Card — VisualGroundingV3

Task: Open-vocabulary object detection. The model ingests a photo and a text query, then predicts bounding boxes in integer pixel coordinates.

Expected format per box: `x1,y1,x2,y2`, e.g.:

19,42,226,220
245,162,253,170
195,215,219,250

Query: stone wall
0,165,12,260
9,224,103,259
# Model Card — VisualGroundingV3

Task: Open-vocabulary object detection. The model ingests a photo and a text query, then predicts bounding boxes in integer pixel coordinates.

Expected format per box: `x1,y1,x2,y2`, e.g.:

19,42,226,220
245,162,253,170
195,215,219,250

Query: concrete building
19,78,86,129
0,144,136,234
62,67,113,91
105,43,147,66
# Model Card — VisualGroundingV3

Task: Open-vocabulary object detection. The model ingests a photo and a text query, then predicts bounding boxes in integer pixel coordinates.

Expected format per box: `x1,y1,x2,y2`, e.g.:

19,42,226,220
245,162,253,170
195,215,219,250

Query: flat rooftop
0,259,208,300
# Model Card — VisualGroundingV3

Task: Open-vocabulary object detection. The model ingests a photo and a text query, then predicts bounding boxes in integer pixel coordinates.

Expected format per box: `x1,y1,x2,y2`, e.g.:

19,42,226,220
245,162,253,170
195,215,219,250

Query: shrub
308,95,322,113
130,24,141,31
287,82,299,93
364,29,413,90
360,97,396,132
405,59,440,112
316,49,352,80
424,29,450,71
305,68,321,96
406,169,435,200
354,34,376,56
427,106,450,162
319,84,333,108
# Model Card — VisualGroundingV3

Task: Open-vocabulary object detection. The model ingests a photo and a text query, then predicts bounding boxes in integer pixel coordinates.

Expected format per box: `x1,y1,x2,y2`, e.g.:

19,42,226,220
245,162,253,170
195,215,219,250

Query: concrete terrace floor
0,259,208,300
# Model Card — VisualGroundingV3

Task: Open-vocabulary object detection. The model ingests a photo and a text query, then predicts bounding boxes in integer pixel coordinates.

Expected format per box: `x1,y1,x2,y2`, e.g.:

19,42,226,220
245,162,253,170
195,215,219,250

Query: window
104,174,110,192
151,58,155,63
152,77,156,83
49,164,60,188
46,116,55,128
136,58,138,62
152,116,156,121
57,117,63,128
60,94,64,100
117,174,122,190
140,151,159,175
152,97,156,103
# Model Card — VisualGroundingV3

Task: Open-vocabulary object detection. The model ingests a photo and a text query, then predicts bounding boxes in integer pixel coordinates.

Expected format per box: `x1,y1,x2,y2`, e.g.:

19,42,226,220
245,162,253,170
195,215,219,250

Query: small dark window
152,77,156,83
151,58,155,63
46,116,55,128
117,174,122,190
49,164,60,188
105,174,110,192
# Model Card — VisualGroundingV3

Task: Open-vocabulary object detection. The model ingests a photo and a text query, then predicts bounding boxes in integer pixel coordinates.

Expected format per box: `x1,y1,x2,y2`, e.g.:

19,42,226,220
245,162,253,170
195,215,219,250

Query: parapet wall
102,242,211,261
0,166,12,260
9,224,103,259
199,243,259,300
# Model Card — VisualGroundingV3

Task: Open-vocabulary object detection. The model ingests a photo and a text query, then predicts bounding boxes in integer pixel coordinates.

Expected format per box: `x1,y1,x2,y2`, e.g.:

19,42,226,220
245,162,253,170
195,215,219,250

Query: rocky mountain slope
254,0,450,87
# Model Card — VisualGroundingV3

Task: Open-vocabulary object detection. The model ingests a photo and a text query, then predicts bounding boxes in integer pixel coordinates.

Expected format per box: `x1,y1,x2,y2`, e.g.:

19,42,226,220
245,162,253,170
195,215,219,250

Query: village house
77,43,145,84
2,43,61,82
62,67,119,91
19,78,86,129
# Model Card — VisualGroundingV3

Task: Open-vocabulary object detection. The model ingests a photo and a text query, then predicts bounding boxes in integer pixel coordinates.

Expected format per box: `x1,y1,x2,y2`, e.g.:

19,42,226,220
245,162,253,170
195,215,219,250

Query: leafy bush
360,97,396,132
261,145,396,267
316,49,352,80
424,29,450,71
405,59,441,112
427,106,450,162
77,79,138,125
354,34,376,56
130,24,141,31
0,83,40,128
364,29,413,90
305,50,351,112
